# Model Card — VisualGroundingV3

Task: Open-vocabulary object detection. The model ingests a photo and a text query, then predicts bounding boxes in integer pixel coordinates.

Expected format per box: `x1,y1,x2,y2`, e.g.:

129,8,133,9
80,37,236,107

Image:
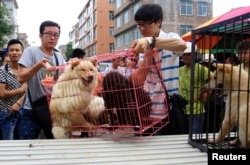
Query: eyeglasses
136,21,154,28
42,32,60,39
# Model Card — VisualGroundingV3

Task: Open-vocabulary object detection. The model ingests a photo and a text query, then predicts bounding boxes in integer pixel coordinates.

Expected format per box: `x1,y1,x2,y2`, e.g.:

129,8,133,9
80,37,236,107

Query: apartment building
114,0,213,51
17,32,28,47
69,22,80,48
2,0,18,39
77,0,115,57
0,0,19,62
71,0,212,57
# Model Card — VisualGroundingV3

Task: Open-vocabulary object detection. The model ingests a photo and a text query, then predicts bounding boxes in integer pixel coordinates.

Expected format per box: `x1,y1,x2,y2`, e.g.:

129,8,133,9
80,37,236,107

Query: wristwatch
145,36,156,50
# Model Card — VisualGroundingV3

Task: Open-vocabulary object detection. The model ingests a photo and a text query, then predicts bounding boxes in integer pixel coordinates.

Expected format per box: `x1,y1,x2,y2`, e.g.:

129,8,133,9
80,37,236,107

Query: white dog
208,64,250,148
50,60,100,139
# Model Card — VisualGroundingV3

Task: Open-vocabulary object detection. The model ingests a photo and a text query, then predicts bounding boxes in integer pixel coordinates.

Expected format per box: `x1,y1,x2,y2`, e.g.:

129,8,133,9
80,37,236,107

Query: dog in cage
207,63,250,148
49,60,106,139
102,71,152,129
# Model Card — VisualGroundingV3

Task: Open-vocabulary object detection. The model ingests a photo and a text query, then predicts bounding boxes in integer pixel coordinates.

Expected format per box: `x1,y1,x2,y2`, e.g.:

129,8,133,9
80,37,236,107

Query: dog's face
209,63,248,90
70,60,98,88
209,63,236,89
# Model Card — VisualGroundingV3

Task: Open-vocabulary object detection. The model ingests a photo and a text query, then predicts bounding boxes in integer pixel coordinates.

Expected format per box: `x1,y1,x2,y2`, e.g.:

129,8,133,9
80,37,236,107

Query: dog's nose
87,75,93,83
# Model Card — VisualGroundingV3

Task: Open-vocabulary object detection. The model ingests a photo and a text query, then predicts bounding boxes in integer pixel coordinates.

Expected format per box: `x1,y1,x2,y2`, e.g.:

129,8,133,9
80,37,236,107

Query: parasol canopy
181,6,250,53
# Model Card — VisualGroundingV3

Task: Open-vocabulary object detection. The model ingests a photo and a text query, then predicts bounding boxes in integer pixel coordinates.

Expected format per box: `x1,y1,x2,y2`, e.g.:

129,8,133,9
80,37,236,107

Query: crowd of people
1,3,250,140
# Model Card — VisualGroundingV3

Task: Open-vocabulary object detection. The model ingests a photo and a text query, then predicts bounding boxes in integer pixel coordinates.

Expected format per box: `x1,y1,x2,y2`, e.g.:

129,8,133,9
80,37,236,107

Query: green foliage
65,42,73,61
0,5,15,48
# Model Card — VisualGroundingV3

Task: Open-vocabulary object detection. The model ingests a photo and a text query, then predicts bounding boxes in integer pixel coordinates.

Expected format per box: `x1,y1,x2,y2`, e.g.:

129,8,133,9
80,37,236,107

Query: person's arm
0,82,27,98
18,58,50,83
10,93,26,113
130,36,186,85
131,36,187,54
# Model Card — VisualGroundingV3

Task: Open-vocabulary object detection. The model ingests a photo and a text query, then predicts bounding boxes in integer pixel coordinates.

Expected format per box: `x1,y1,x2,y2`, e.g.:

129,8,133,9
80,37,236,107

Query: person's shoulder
159,30,180,39
24,46,40,51
53,51,66,63
53,51,63,58
196,63,209,72
179,65,185,71
0,66,7,76
22,46,40,55
165,32,181,39
195,63,202,68
19,46,42,66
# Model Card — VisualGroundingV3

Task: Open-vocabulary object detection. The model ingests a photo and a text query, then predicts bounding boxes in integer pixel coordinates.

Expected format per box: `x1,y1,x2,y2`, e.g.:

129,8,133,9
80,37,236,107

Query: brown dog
102,72,152,129
208,64,250,148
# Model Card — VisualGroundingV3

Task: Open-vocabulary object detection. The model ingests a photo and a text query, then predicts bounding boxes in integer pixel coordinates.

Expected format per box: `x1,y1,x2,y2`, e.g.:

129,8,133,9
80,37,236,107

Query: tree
65,42,73,61
0,5,15,48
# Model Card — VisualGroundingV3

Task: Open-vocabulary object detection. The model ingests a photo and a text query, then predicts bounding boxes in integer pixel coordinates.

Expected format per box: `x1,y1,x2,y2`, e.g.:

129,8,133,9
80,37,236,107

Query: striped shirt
141,30,183,118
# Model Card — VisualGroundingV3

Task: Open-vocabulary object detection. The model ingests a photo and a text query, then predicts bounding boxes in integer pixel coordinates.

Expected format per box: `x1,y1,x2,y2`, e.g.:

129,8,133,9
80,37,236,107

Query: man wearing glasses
130,4,186,135
17,20,66,139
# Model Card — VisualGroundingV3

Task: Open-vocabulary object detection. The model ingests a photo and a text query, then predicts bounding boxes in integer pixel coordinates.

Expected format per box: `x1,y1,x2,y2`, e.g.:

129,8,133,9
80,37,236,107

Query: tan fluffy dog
50,60,98,139
208,64,250,148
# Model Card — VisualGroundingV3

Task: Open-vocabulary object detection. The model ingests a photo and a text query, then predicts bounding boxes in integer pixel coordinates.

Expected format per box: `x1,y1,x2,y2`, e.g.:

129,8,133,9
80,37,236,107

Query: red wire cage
41,49,170,140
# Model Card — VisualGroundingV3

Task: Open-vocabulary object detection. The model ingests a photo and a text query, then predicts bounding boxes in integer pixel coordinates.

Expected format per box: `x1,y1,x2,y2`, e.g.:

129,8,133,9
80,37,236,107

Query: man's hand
9,103,20,113
40,58,51,69
19,82,27,93
131,38,149,53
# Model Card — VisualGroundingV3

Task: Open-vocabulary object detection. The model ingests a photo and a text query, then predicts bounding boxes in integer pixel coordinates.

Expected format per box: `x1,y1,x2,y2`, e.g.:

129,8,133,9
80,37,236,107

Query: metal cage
42,50,170,140
188,12,250,152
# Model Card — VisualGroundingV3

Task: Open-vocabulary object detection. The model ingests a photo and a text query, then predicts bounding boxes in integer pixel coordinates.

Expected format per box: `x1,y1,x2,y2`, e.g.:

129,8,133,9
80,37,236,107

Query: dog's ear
215,63,224,70
213,63,226,71
91,59,98,67
215,63,233,73
70,60,80,70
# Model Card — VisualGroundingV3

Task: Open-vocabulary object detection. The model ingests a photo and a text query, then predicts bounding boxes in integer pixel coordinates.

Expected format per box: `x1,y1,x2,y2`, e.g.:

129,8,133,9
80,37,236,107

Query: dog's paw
52,126,69,139
88,96,105,111
230,138,240,145
208,138,216,144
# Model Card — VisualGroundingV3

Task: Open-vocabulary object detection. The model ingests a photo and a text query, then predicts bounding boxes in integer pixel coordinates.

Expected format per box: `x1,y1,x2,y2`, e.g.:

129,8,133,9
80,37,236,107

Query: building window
109,0,114,5
124,9,130,24
109,27,114,36
93,44,96,56
116,15,122,28
116,35,122,48
133,27,141,40
109,11,114,20
109,43,115,52
115,0,122,9
180,25,193,36
124,31,130,44
180,0,193,15
93,27,96,41
197,1,207,16
133,1,140,15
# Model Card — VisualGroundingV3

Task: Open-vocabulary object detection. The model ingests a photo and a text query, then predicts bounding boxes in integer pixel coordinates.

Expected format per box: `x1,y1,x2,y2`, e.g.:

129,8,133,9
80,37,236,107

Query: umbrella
181,6,250,53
